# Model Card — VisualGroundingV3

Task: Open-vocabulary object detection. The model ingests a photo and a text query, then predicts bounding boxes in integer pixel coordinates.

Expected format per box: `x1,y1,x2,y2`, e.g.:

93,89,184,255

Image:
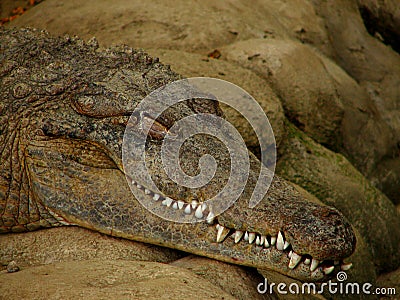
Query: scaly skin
0,27,356,281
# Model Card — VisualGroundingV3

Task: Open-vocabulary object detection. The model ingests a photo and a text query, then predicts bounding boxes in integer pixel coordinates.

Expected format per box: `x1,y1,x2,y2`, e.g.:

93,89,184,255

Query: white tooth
248,232,256,244
177,200,184,209
256,236,261,245
153,194,161,201
131,180,136,185
288,250,293,258
234,231,244,243
310,259,320,272
184,204,191,214
144,189,151,195
264,238,270,248
195,205,203,219
172,202,178,209
201,203,207,212
136,184,142,189
270,236,276,246
244,231,249,241
276,231,284,250
283,241,290,250
323,266,335,275
341,263,352,271
191,201,198,209
288,252,302,269
162,197,173,207
216,225,229,243
216,224,221,230
304,258,311,265
260,235,265,245
206,212,215,224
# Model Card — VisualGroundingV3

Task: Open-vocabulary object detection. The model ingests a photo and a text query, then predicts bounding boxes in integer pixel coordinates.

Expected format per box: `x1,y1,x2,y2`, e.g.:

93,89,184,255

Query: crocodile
0,27,356,282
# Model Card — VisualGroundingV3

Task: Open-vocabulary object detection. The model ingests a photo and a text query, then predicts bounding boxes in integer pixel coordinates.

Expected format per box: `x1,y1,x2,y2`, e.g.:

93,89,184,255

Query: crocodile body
0,27,355,281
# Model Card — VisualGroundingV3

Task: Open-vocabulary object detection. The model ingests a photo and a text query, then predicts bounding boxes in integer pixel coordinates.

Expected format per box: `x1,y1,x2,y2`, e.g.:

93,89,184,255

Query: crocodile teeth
260,235,265,246
288,250,293,258
195,205,203,219
310,259,320,272
162,197,173,207
136,184,142,189
206,211,215,224
191,201,198,209
270,236,276,246
288,252,302,269
248,232,256,244
276,231,284,250
172,202,178,209
341,263,352,271
264,238,270,248
304,258,311,265
153,194,161,201
144,189,151,195
177,200,184,210
184,204,191,214
244,231,249,241
283,241,290,250
234,231,244,243
323,266,335,275
201,203,207,212
255,235,261,245
216,225,230,243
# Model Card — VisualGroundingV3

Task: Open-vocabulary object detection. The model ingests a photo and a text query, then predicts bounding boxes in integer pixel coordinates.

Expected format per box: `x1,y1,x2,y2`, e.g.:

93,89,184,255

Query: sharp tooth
276,231,284,250
270,236,276,246
256,236,261,245
288,250,293,258
341,263,352,271
201,203,207,212
162,197,173,207
144,189,151,195
206,211,215,224
264,238,270,248
216,224,221,230
323,266,335,275
191,201,198,209
153,194,161,201
172,202,178,209
216,225,229,243
248,232,256,244
177,200,184,209
136,184,142,189
304,258,311,265
234,231,244,243
283,241,290,250
131,180,136,185
310,259,320,272
244,231,249,241
184,204,191,214
195,205,203,219
288,252,302,269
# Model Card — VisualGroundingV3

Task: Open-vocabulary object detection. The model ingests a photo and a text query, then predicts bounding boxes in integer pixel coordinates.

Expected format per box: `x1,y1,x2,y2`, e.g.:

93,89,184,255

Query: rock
276,122,400,274
0,259,236,300
6,261,19,273
171,255,276,300
0,227,183,268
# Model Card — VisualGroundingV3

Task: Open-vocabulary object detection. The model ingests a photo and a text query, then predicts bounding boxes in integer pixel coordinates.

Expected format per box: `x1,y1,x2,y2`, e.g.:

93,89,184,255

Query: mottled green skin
0,27,355,281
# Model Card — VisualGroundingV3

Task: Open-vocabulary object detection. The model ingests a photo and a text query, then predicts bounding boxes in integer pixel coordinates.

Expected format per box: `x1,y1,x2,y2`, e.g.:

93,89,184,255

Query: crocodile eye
141,114,168,140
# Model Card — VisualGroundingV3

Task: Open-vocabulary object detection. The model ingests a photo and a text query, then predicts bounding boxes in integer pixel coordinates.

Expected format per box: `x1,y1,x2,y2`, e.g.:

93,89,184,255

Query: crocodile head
0,27,355,281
